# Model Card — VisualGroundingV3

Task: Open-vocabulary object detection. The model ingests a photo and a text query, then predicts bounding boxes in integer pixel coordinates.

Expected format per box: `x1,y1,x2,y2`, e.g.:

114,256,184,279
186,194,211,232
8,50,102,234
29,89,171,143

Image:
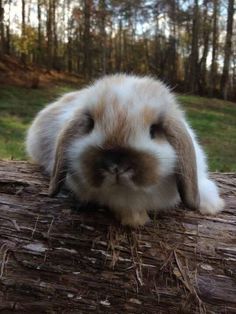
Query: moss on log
0,161,235,313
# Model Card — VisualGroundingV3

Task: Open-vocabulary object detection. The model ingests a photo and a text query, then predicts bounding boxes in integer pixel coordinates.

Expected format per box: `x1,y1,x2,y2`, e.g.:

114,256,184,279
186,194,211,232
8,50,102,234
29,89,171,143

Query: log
0,160,235,313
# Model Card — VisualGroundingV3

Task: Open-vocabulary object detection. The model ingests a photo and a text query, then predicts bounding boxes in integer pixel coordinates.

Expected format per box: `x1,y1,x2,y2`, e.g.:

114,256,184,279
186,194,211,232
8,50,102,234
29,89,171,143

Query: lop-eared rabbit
26,75,224,226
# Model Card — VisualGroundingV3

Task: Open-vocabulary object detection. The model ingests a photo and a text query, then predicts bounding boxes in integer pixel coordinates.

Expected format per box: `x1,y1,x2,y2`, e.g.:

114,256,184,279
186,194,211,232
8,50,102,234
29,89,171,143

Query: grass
0,85,74,160
178,95,236,172
0,85,235,171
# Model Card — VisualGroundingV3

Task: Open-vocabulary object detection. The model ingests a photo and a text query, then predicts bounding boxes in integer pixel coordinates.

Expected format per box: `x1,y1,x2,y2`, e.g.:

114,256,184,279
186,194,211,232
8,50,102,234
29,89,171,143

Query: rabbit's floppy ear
163,116,200,210
48,134,67,196
49,111,92,196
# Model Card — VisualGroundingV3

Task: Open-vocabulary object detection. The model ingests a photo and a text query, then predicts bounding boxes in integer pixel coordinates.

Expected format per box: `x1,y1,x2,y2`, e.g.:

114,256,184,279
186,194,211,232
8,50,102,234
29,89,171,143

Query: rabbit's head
49,75,199,211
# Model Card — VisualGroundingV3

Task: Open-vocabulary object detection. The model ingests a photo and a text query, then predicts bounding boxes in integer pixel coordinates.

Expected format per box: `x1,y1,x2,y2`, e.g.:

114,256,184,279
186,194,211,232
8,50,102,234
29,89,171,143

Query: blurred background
0,0,235,171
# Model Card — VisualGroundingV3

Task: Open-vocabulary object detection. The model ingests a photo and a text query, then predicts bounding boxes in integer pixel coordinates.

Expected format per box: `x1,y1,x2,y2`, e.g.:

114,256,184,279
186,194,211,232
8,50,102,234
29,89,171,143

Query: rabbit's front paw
116,209,150,227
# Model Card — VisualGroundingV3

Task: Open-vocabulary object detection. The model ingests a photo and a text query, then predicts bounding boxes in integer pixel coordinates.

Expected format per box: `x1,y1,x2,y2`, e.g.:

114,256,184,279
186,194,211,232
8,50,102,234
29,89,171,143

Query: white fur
26,74,224,221
184,123,224,214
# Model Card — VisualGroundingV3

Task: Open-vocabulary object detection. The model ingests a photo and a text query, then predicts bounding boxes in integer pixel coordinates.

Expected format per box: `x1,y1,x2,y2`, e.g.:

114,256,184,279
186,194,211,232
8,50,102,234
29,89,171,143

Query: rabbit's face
67,80,177,193
49,75,199,213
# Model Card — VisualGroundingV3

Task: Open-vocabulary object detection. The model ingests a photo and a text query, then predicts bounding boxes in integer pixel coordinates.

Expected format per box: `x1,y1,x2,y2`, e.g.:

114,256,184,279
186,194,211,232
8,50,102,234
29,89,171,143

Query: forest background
0,0,235,171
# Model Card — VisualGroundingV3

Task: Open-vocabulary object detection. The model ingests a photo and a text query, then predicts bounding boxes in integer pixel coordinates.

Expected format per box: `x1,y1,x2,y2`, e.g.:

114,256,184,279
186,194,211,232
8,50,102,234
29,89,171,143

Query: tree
83,0,93,78
188,0,200,93
52,0,58,69
198,0,211,95
220,0,235,99
209,0,219,96
98,0,107,74
22,0,26,37
21,0,27,62
46,0,53,69
0,0,4,55
0,0,235,100
37,0,43,65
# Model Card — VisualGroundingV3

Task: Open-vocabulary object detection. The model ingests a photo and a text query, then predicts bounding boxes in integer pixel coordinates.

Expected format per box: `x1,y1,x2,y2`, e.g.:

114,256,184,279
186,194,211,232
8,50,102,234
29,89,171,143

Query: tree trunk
168,0,178,84
209,0,219,97
5,24,10,54
52,0,58,70
46,0,53,70
0,0,4,55
21,0,26,37
188,0,199,93
27,0,32,24
67,36,73,72
21,0,26,63
198,0,210,95
123,29,128,71
4,0,11,55
83,0,92,78
115,17,122,72
144,36,150,73
106,23,113,73
233,51,236,99
220,0,235,100
37,0,42,65
99,0,107,75
0,160,236,313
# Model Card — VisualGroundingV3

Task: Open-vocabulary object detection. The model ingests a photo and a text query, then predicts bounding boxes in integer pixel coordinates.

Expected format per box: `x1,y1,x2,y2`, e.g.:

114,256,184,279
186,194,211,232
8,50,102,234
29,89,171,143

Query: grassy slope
0,85,235,171
0,85,73,160
179,95,236,172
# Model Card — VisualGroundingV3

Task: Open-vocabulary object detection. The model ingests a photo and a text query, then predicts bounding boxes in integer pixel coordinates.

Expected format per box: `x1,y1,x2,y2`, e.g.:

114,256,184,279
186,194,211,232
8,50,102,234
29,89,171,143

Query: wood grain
0,161,235,313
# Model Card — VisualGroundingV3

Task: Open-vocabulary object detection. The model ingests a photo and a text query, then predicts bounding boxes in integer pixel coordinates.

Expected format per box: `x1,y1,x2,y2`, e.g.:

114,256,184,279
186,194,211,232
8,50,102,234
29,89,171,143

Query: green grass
178,95,236,172
0,85,235,171
0,85,74,159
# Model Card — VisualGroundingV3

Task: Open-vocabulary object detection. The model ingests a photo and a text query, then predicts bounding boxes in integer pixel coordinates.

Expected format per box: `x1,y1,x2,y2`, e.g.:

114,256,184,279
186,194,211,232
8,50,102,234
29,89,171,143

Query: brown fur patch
92,98,106,122
142,107,158,127
49,110,91,195
163,115,200,210
80,146,159,188
92,96,131,148
104,105,131,148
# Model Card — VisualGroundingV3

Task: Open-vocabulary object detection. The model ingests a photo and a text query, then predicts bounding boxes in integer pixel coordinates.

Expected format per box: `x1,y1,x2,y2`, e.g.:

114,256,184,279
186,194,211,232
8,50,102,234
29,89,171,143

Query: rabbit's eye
150,123,163,139
84,112,95,133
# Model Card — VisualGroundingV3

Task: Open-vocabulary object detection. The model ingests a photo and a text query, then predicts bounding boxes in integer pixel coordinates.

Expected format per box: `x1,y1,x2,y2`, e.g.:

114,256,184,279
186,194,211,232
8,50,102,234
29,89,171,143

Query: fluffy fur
26,74,224,226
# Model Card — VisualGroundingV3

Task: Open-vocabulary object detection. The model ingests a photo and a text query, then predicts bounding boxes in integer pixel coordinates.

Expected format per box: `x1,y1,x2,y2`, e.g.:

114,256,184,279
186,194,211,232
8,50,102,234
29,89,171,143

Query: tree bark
83,0,92,78
4,0,11,55
99,0,107,74
37,0,42,65
115,17,123,72
0,161,236,313
21,0,26,63
52,0,58,70
168,0,178,84
21,0,26,37
220,0,235,100
188,0,199,93
0,0,4,55
209,0,219,97
46,0,53,70
198,0,210,95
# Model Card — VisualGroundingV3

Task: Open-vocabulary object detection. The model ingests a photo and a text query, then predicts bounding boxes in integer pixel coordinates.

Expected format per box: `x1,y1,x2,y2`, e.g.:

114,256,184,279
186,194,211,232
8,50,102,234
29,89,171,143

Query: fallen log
0,160,235,313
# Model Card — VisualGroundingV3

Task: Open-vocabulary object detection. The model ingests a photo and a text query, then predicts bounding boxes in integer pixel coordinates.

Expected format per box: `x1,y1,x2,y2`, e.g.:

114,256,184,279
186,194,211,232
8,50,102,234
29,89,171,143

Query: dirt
0,55,85,89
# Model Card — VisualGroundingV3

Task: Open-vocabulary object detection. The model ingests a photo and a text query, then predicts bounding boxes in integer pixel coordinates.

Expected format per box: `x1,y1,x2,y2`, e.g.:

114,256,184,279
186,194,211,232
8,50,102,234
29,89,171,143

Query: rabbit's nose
108,164,132,176
100,149,134,179
109,164,120,174
102,158,133,178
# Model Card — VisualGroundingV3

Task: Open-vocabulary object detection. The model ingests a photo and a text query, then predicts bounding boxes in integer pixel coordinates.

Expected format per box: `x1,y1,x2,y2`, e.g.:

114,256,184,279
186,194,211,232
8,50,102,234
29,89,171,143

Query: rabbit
26,74,224,227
